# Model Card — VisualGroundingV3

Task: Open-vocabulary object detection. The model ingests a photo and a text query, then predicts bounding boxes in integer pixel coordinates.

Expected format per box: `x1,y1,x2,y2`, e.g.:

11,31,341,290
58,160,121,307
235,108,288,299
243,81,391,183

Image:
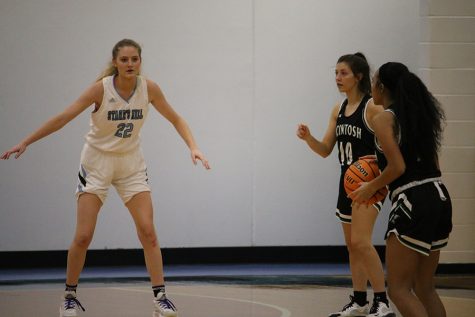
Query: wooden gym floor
0,264,474,317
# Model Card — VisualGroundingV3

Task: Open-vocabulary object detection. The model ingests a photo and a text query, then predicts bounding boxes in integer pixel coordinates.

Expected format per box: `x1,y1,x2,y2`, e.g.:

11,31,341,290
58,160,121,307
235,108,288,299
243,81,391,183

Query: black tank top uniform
375,106,452,255
335,95,381,223
375,107,442,192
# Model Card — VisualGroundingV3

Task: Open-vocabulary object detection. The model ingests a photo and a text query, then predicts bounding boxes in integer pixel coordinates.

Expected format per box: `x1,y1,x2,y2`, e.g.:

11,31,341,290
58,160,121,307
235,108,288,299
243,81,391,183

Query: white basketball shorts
76,143,151,204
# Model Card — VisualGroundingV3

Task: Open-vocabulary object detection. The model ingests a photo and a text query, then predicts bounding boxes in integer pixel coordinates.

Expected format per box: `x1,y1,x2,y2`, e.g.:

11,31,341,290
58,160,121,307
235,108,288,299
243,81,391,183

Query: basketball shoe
329,295,369,316
368,300,396,317
153,291,178,317
59,291,85,317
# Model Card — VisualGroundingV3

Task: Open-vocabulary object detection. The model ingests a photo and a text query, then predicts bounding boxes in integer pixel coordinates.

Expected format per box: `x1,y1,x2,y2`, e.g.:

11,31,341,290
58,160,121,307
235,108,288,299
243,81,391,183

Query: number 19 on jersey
338,141,353,166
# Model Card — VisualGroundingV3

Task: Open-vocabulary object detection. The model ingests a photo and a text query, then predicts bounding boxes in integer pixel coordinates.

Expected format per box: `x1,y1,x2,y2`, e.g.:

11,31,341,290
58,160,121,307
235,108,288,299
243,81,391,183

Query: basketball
344,158,388,204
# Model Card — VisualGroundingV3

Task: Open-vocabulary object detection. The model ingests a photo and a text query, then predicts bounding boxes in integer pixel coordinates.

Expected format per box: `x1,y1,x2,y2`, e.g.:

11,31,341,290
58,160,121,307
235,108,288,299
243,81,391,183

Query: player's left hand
191,149,210,170
349,182,375,205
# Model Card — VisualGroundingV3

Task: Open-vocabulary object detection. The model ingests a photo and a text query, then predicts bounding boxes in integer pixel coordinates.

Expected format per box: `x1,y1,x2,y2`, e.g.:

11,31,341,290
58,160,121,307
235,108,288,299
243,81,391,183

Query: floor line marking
440,296,475,302
111,287,292,317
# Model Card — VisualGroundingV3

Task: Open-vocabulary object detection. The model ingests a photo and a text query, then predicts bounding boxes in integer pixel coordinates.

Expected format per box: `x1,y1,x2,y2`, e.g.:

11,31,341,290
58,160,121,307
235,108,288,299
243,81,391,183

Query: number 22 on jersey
115,123,134,138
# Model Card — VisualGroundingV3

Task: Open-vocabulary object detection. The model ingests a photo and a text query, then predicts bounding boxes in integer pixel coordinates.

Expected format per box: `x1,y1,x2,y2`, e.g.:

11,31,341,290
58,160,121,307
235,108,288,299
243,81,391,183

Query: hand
1,143,27,160
348,182,376,205
358,154,377,163
191,149,210,170
296,124,311,141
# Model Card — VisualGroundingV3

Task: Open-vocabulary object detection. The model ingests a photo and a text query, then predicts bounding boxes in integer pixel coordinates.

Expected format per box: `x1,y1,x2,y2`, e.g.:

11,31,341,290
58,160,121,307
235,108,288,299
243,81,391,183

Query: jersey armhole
362,98,375,133
141,76,150,105
92,77,107,113
338,99,347,112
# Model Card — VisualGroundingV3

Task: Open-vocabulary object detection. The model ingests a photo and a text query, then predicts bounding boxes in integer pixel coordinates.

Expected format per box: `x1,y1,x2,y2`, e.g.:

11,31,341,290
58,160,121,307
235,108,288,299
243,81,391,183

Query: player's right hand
296,124,311,140
1,143,27,160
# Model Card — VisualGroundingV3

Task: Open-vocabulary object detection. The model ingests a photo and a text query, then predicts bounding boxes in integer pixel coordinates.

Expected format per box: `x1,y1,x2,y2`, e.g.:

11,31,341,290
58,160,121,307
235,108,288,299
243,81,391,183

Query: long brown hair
97,39,142,81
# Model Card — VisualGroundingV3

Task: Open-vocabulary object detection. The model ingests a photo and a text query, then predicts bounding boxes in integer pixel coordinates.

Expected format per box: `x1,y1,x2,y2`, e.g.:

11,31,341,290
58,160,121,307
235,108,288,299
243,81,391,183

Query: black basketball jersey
375,106,441,192
336,95,375,172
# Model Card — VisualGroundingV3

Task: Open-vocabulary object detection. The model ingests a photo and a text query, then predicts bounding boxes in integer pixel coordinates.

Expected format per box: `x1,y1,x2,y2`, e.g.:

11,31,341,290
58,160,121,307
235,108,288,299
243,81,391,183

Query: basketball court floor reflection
1,263,475,317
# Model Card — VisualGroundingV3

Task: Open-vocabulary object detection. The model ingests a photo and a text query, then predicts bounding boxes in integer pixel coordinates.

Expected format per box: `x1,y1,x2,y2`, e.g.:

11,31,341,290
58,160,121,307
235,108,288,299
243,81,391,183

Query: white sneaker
329,295,369,316
59,291,85,317
153,292,178,317
368,300,395,317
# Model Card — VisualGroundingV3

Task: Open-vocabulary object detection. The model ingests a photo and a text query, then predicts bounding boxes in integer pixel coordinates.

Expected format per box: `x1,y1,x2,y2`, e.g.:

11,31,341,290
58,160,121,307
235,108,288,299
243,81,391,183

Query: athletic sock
373,291,389,305
353,291,368,306
65,284,77,295
152,285,166,298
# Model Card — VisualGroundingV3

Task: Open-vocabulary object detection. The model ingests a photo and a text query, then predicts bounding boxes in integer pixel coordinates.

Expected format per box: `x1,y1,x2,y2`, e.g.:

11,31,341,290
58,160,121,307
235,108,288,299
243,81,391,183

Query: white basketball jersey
85,75,149,153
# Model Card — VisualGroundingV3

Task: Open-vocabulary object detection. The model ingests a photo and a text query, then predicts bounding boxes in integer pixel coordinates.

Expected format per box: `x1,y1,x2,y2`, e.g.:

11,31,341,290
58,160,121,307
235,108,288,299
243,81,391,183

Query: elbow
320,145,333,158
308,140,331,158
395,162,406,177
55,117,68,129
52,115,69,131
310,146,330,158
170,115,185,128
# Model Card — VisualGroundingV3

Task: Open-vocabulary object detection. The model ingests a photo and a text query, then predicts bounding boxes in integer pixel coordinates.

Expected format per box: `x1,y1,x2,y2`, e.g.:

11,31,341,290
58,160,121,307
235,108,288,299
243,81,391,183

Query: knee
349,239,372,256
387,282,410,305
137,226,158,247
414,281,435,299
73,232,93,249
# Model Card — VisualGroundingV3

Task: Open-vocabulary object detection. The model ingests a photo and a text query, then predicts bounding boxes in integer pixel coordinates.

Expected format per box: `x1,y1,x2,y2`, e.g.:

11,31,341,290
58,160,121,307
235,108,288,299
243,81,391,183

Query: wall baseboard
0,246,472,273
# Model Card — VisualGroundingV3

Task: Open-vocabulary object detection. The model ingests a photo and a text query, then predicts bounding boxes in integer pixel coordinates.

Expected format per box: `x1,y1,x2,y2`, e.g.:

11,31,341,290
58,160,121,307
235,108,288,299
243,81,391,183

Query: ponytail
379,62,445,163
96,62,118,81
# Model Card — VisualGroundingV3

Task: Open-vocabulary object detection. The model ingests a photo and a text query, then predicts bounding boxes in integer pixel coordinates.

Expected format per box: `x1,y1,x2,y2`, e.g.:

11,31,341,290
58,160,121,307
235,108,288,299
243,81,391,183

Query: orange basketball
344,158,388,204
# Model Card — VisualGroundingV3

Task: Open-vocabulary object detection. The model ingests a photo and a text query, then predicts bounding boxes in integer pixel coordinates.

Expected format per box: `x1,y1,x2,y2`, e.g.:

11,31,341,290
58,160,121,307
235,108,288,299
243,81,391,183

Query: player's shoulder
366,98,384,117
144,77,161,92
331,101,343,116
84,80,104,100
143,77,166,104
373,109,396,128
366,98,383,110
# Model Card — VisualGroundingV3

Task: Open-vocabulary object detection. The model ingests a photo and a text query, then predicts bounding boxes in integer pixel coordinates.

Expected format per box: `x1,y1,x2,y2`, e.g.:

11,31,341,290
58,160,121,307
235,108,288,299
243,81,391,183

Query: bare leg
386,234,428,317
342,222,368,292
66,193,102,285
126,192,164,286
351,204,386,292
414,250,446,317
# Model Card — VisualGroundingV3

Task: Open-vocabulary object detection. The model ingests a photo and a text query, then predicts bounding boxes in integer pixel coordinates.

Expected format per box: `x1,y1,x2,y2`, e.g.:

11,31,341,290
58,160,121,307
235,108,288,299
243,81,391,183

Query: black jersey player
297,53,394,317
350,62,452,317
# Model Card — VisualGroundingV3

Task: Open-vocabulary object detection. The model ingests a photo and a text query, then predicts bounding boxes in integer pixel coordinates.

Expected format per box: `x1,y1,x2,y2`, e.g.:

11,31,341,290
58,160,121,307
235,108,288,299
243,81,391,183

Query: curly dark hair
378,62,445,164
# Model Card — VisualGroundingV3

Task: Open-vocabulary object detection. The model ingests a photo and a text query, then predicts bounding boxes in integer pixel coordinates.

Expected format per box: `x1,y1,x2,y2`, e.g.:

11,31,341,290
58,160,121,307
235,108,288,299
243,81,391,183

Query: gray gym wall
0,1,420,252
419,0,475,264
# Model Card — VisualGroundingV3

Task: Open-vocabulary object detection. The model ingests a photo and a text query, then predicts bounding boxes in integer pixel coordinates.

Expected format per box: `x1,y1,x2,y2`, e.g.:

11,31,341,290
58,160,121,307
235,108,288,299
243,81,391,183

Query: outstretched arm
147,79,210,170
296,103,339,158
1,82,103,159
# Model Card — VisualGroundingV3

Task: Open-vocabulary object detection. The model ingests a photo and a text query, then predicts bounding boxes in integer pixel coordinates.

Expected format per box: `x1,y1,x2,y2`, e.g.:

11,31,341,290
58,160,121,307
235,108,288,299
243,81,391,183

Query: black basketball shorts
336,171,383,224
385,179,452,256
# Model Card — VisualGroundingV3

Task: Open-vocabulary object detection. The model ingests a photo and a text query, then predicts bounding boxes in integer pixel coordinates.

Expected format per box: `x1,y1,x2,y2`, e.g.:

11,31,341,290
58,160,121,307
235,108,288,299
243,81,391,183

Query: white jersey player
2,39,210,317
